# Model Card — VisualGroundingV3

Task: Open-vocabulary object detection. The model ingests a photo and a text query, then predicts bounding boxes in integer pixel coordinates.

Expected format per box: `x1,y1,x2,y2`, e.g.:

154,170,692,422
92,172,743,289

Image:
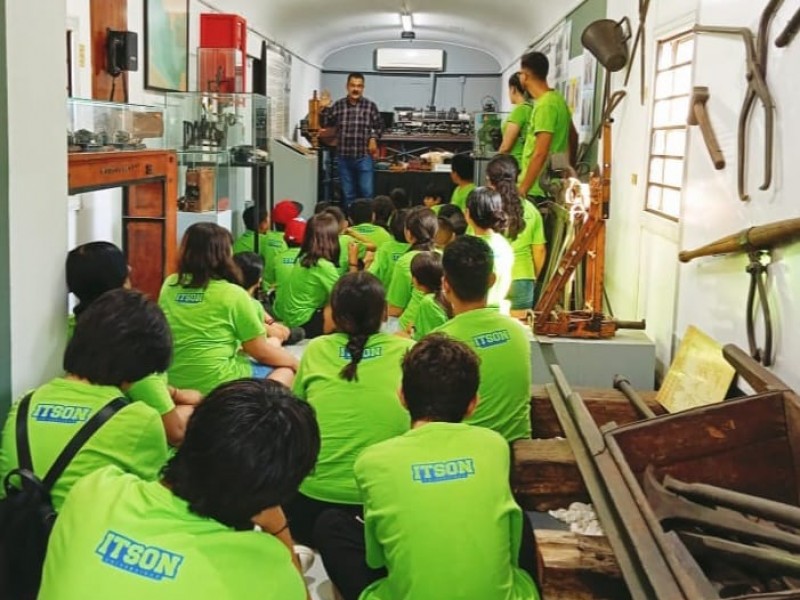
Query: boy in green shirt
0,289,171,512
449,153,476,211
349,198,392,249
38,379,321,600
315,334,539,600
367,209,409,291
435,235,532,441
232,205,287,290
422,183,447,214
273,218,306,292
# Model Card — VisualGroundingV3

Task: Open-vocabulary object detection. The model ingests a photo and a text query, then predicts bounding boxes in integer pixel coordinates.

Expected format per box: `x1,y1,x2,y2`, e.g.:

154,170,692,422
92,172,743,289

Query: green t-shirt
274,246,302,291
233,231,287,288
355,423,539,600
38,466,306,600
272,258,340,327
520,90,572,197
434,309,532,441
503,102,533,168
0,378,168,511
450,183,476,211
430,204,444,214
398,287,424,330
293,332,413,504
508,200,546,282
351,223,392,249
412,293,449,340
337,234,354,274
368,240,410,291
477,231,514,314
386,250,421,311
158,275,265,395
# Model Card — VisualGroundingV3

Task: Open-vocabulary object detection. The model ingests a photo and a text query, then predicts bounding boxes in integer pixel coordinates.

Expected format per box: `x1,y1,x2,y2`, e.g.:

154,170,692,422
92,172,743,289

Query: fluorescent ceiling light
401,13,413,32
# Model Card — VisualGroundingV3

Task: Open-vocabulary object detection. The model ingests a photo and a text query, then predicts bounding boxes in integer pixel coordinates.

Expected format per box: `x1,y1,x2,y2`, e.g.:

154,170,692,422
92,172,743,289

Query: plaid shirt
322,96,383,158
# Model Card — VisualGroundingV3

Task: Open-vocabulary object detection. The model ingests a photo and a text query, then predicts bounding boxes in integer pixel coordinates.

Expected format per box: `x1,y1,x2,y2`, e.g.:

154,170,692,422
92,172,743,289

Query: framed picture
144,0,189,92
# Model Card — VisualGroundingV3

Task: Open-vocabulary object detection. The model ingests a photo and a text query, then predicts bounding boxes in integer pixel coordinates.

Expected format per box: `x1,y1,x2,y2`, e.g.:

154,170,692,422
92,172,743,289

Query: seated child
349,199,391,249
422,183,447,214
285,272,413,545
389,187,409,209
38,379,320,600
0,289,171,513
367,208,409,291
322,205,376,274
315,334,539,600
434,235,531,442
449,153,476,210
66,241,198,446
232,205,285,290
435,204,468,250
273,213,349,338
386,207,438,332
405,251,451,340
274,218,307,292
372,195,395,231
159,223,299,392
465,187,515,314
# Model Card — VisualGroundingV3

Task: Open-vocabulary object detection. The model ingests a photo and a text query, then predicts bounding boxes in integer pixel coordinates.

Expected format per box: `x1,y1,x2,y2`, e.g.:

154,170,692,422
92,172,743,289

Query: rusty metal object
664,475,800,528
680,532,800,579
688,86,726,169
746,250,774,365
613,375,656,419
624,0,651,104
776,7,800,47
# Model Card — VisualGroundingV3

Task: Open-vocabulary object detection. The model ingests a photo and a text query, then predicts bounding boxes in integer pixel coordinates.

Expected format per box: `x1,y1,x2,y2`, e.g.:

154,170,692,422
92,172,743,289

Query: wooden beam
512,438,588,511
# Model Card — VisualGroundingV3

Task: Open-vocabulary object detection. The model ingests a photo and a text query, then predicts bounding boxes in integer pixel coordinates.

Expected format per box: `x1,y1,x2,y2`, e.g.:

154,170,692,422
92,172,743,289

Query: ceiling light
401,13,413,32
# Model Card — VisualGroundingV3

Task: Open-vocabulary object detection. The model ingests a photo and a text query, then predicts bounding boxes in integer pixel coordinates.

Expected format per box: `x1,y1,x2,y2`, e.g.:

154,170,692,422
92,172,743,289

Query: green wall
569,0,609,59
0,0,10,425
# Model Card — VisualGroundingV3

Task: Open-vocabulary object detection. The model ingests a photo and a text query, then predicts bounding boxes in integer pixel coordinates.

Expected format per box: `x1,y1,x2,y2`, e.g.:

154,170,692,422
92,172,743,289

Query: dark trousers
338,155,374,209
314,508,539,600
283,492,362,547
299,309,325,340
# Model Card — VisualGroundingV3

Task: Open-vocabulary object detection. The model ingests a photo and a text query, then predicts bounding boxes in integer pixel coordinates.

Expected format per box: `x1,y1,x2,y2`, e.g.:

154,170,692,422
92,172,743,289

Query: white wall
675,0,800,389
6,1,69,396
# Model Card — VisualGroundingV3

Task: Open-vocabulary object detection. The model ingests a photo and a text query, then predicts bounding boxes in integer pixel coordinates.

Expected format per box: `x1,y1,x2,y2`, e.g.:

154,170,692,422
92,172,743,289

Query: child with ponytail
285,272,413,545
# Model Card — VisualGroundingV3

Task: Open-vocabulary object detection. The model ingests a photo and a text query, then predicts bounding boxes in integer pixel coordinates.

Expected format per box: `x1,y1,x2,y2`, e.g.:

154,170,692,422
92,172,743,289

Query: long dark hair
466,187,508,233
405,206,438,251
66,241,128,317
487,154,525,239
330,272,385,382
177,223,241,288
411,251,452,317
299,213,340,268
508,72,527,97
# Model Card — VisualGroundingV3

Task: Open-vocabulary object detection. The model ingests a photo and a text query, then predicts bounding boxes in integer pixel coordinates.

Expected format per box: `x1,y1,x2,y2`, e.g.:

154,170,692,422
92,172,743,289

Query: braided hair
486,154,525,239
330,272,386,382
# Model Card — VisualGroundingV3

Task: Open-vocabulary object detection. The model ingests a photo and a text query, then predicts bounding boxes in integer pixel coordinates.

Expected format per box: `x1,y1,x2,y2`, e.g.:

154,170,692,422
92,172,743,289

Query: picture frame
144,0,189,92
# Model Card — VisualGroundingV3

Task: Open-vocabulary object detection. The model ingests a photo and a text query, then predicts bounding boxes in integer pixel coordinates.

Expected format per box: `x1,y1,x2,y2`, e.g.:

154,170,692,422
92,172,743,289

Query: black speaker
107,30,138,76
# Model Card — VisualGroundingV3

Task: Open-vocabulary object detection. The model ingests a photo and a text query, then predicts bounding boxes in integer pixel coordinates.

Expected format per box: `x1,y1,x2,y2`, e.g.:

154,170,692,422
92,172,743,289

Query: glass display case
163,92,270,240
67,98,164,153
472,111,509,159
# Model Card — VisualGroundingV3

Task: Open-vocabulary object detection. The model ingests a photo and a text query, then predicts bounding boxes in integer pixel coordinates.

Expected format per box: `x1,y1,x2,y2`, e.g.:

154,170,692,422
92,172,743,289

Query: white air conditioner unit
375,48,445,72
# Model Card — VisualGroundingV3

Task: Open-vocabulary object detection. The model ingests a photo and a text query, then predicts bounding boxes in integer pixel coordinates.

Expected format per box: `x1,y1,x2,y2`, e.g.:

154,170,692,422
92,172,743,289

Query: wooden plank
535,530,630,600
90,0,127,102
512,439,588,511
531,385,663,439
784,395,800,505
125,221,163,300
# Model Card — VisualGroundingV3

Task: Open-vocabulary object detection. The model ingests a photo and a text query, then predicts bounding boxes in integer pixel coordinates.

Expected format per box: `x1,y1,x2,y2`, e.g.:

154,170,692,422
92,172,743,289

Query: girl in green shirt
496,73,533,168
404,251,451,340
487,154,547,315
386,206,438,326
367,208,410,290
285,272,413,545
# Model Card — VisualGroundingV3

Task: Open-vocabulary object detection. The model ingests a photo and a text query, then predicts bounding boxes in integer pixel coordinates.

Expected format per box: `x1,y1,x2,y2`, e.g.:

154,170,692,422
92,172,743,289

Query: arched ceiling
210,0,587,68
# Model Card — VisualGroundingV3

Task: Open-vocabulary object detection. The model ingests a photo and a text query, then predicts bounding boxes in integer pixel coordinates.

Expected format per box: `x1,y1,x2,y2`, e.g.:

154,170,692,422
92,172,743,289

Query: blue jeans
338,155,374,209
508,279,535,310
251,361,274,379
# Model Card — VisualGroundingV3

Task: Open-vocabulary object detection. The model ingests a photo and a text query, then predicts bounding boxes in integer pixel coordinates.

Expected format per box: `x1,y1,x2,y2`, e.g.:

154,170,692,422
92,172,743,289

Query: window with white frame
645,32,695,220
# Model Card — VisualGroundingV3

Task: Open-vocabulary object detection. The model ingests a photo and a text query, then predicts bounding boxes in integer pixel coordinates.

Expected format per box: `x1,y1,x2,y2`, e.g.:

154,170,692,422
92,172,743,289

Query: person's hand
267,321,290,342
368,137,379,159
168,386,203,406
319,89,332,108
348,241,360,266
363,250,376,270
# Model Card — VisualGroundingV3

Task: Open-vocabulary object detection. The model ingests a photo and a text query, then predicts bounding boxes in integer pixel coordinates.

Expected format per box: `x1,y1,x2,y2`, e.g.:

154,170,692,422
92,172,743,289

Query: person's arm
169,386,203,406
252,506,306,581
319,90,335,127
497,122,522,155
368,101,383,158
345,228,378,252
533,243,547,278
242,335,299,371
518,131,552,197
161,405,194,446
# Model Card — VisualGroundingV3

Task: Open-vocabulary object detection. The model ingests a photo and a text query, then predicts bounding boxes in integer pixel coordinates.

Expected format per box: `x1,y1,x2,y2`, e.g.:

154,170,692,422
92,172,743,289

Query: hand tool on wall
687,86,725,169
775,6,800,47
624,0,651,104
679,216,800,366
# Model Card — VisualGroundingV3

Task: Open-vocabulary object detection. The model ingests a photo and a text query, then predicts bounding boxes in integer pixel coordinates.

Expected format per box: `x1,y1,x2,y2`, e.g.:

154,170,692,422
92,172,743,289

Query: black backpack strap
14,392,35,472
41,396,129,491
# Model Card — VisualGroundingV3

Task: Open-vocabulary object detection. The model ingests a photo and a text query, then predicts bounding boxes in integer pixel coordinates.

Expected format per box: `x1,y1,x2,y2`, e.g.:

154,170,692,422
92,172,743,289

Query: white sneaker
294,544,316,573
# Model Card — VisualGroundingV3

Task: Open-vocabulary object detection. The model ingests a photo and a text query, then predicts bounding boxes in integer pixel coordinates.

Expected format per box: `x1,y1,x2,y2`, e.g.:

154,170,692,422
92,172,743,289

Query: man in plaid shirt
320,73,383,209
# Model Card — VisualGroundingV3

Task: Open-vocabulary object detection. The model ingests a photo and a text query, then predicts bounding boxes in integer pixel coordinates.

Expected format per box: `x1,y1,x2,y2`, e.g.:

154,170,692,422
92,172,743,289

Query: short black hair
390,209,409,242
521,51,549,81
242,205,268,232
401,334,480,423
410,251,443,292
423,183,446,203
163,379,320,530
348,198,374,225
437,204,467,235
64,289,172,386
372,195,395,228
389,187,409,209
451,153,475,181
323,205,348,227
442,235,493,302
66,241,128,317
508,72,526,96
347,72,365,84
233,252,264,289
